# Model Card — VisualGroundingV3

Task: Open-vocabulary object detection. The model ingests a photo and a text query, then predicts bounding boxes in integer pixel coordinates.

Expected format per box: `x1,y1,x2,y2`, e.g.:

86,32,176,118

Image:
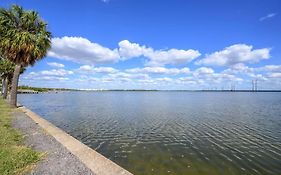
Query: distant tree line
18,85,80,92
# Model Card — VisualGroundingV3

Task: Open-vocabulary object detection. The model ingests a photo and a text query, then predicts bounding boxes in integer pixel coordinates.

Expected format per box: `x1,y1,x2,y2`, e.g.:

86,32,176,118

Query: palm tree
0,5,51,107
0,58,15,99
0,57,26,99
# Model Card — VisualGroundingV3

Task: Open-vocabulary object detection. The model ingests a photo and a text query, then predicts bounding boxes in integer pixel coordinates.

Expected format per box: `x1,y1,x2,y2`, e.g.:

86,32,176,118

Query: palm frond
0,5,52,66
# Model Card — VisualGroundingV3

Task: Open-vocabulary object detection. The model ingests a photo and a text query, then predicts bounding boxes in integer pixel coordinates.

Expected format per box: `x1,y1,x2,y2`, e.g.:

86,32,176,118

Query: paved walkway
12,110,94,175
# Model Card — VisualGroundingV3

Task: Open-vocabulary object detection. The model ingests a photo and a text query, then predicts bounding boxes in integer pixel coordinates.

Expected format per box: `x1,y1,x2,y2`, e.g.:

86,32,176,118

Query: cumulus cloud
23,69,73,82
178,77,203,85
154,77,173,82
259,13,277,21
36,77,69,81
222,63,254,76
118,40,148,59
22,64,281,89
260,65,281,79
188,67,243,84
48,37,120,65
267,73,281,78
63,66,242,86
126,67,190,75
136,77,174,85
146,49,201,66
194,67,214,75
91,67,119,74
118,40,201,66
108,72,150,80
22,75,69,81
123,66,242,87
196,44,270,66
47,62,65,68
77,65,92,72
41,69,74,76
220,64,281,82
38,36,280,89
77,65,119,74
48,38,200,66
259,65,281,72
22,69,73,83
231,63,253,72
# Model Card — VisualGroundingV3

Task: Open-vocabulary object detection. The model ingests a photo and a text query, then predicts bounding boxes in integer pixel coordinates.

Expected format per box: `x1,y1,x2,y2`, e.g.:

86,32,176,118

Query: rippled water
18,91,281,175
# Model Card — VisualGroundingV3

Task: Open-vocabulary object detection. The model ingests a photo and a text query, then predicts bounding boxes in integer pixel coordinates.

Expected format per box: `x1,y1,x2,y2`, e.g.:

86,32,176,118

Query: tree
0,57,26,99
0,5,51,107
0,58,15,99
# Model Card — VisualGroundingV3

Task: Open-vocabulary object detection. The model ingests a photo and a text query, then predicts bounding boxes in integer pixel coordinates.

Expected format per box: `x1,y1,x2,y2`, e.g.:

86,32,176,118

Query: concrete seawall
18,106,133,175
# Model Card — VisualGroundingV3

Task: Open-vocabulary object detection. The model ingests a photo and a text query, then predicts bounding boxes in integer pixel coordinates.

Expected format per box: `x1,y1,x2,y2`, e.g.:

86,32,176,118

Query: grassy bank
0,98,41,175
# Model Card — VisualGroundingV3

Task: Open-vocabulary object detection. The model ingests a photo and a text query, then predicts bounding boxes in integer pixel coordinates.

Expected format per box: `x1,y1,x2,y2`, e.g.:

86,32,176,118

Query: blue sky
1,0,281,90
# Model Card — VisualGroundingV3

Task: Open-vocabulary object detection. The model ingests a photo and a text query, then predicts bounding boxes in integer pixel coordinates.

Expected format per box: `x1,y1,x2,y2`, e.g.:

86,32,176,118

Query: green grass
0,98,41,175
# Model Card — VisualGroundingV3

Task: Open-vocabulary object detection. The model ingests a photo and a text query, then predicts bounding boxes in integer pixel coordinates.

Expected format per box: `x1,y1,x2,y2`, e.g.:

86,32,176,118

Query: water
18,91,281,175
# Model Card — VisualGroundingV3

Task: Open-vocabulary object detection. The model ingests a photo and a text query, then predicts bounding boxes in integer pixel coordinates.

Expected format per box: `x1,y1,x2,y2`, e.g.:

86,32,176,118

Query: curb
18,106,133,175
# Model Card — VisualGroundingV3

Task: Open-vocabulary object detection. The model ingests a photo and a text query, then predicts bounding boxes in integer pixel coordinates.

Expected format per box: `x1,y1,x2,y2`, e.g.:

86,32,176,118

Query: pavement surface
12,110,94,175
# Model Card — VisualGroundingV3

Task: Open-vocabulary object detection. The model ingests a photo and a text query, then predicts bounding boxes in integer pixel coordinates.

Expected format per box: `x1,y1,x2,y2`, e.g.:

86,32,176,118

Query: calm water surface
18,92,281,175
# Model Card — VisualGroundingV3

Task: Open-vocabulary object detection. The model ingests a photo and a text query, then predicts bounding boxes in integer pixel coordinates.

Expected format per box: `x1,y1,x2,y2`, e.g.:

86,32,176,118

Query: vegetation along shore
0,98,41,174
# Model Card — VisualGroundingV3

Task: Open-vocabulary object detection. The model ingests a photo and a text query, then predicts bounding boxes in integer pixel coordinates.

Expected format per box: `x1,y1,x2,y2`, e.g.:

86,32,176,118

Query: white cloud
178,77,199,84
145,49,201,66
267,72,281,78
48,37,120,65
123,66,242,87
23,76,69,81
118,40,148,59
135,77,174,85
189,67,243,84
41,69,73,76
154,77,173,82
109,72,150,79
194,67,214,75
22,69,73,82
76,72,151,84
39,77,69,81
118,40,201,66
126,67,190,75
27,35,281,90
77,65,119,74
47,62,65,68
93,67,118,74
259,13,277,21
230,63,254,72
259,65,281,72
78,65,93,72
196,44,270,66
222,64,281,79
47,36,273,81
48,38,200,66
222,63,254,76
24,69,73,81
22,63,281,89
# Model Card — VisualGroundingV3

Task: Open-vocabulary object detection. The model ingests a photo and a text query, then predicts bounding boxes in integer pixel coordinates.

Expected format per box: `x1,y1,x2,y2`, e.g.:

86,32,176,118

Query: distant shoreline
18,86,281,93
84,90,281,92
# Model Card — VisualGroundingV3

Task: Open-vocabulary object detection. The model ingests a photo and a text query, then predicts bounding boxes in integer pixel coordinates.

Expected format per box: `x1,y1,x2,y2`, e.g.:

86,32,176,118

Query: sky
1,0,281,90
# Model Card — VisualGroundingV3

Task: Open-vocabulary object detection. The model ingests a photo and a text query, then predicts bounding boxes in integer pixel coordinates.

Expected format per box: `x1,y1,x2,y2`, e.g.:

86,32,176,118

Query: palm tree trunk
2,76,8,99
1,78,3,95
9,64,21,107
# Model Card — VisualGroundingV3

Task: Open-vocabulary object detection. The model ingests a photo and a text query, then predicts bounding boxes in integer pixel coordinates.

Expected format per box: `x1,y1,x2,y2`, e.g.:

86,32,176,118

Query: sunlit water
18,91,281,175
